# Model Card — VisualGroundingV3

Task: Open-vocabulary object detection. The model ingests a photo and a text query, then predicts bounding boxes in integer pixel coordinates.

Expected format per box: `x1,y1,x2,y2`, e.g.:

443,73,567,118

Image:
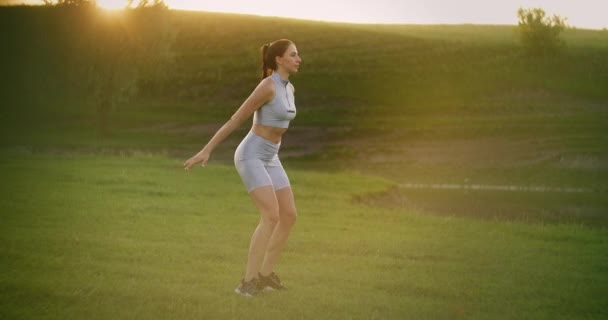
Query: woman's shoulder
255,76,275,91
250,76,276,103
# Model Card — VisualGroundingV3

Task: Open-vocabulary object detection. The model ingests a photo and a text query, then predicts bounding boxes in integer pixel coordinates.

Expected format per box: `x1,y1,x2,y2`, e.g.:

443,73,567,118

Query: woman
183,39,302,297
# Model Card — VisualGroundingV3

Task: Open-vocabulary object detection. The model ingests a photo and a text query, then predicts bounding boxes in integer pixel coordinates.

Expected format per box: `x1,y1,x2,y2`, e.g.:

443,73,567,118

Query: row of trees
41,0,168,9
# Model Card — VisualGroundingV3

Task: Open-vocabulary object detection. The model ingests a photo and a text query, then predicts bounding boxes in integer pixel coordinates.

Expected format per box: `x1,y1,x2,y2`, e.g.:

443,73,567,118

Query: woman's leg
259,186,297,276
244,185,280,281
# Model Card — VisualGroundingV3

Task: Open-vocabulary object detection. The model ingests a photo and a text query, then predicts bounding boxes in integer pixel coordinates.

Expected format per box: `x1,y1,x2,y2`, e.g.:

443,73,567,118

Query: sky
3,0,607,30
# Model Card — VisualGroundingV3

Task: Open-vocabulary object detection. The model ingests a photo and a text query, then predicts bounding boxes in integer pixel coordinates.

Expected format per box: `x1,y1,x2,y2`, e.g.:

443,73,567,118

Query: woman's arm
202,78,274,154
183,79,275,169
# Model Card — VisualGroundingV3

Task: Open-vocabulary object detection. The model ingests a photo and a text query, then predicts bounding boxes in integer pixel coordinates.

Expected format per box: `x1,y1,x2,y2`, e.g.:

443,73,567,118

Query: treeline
40,0,167,9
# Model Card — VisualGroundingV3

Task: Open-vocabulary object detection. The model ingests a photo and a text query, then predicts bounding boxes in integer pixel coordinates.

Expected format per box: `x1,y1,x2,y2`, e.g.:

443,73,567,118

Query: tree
517,7,568,56
41,0,96,6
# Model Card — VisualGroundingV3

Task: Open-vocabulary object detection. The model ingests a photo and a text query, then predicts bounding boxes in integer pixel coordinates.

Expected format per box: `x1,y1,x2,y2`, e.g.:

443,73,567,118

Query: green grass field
1,152,607,319
1,5,608,319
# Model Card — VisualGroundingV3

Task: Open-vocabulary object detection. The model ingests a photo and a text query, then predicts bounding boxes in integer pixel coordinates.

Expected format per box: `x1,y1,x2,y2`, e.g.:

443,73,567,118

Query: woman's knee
260,209,280,227
280,208,297,226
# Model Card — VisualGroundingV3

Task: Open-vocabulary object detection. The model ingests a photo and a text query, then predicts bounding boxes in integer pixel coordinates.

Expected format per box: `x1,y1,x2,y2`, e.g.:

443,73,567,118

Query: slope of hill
1,6,607,223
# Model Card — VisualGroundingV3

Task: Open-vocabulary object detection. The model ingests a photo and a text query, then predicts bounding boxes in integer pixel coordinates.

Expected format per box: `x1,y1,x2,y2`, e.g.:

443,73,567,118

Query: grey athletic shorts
234,131,291,193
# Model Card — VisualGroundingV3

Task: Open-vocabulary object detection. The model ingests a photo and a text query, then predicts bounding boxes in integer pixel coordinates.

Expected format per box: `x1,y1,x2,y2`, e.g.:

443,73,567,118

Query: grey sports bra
253,72,296,128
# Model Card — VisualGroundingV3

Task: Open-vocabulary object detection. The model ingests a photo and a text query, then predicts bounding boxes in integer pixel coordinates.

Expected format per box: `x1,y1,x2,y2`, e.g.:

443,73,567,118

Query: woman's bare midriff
252,124,287,144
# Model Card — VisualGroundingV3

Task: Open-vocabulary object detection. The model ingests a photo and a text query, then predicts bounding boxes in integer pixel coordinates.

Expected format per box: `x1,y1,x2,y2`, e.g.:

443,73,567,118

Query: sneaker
258,272,287,291
234,278,260,297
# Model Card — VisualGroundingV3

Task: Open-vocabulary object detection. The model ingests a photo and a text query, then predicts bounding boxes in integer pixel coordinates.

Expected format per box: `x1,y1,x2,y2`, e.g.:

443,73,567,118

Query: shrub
517,7,567,56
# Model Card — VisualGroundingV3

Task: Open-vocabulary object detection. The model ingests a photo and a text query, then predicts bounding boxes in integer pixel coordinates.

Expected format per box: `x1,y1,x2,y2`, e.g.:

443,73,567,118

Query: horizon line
2,3,607,30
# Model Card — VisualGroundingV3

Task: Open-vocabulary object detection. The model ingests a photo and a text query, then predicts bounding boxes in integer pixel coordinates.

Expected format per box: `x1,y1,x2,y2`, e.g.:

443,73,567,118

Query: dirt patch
553,154,608,170
280,126,352,158
354,186,608,227
335,131,566,168
117,119,608,174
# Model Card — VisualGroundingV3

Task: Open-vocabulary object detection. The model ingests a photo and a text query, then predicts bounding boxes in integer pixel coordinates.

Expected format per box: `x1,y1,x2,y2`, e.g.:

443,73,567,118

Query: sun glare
96,0,127,10
90,0,606,29
165,0,432,24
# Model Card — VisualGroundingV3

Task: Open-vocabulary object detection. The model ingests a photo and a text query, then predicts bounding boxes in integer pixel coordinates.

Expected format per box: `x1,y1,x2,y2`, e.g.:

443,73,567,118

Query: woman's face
277,44,302,74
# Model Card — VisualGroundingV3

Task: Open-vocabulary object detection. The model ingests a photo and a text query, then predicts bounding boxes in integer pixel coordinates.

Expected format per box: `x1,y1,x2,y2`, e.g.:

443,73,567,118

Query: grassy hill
1,5,607,223
2,6,607,120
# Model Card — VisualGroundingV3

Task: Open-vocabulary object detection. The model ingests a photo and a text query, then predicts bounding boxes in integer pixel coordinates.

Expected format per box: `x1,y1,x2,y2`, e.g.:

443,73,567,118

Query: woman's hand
183,150,210,170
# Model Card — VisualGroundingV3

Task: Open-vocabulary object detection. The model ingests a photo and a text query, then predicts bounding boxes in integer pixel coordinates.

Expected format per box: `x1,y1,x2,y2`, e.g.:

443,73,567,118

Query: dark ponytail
261,43,271,79
260,39,294,79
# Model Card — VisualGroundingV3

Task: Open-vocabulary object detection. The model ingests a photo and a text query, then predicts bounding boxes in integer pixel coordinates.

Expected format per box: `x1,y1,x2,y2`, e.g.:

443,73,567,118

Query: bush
517,7,567,56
